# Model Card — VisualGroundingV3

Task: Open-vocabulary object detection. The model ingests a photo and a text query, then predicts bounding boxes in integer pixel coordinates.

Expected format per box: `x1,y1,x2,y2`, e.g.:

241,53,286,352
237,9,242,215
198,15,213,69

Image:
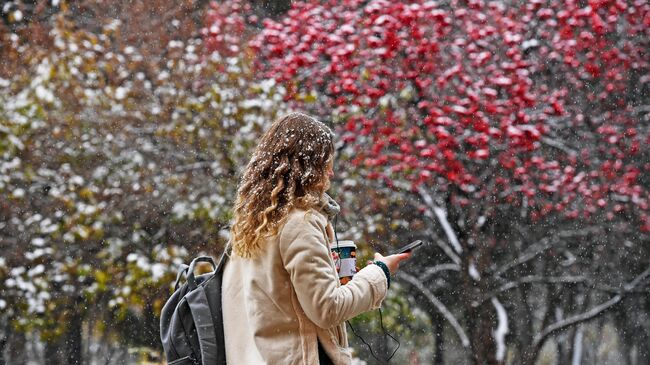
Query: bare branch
533,295,621,349
432,205,463,254
532,266,650,349
398,272,471,348
480,273,647,307
435,239,462,265
401,191,462,265
478,275,587,306
540,136,578,156
624,266,650,290
556,226,604,238
424,227,462,265
418,187,463,254
494,237,555,276
420,263,461,281
495,226,604,276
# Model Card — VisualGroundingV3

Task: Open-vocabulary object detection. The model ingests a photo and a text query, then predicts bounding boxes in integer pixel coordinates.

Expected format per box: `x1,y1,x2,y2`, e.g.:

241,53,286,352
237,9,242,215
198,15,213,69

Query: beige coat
222,207,388,364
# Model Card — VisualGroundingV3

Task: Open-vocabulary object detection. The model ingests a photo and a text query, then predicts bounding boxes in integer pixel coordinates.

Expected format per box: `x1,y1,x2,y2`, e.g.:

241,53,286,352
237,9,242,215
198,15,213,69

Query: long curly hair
231,112,335,258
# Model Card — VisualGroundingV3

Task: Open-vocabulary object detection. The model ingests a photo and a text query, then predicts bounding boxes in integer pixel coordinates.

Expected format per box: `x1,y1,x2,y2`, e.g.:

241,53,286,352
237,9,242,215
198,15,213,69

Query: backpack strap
168,299,198,361
213,248,229,365
215,245,230,275
186,286,218,365
185,252,229,365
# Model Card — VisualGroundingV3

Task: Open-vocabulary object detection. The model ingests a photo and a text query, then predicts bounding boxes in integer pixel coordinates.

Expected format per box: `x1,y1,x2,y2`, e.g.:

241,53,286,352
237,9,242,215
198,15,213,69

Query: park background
0,0,648,364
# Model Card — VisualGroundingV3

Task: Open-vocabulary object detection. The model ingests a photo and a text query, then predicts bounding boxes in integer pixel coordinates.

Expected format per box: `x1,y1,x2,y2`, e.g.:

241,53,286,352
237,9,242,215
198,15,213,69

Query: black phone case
392,240,423,254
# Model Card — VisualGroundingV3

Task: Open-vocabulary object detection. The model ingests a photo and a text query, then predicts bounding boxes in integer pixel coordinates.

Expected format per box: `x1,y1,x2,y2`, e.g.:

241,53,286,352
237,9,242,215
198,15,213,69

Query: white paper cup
331,240,357,284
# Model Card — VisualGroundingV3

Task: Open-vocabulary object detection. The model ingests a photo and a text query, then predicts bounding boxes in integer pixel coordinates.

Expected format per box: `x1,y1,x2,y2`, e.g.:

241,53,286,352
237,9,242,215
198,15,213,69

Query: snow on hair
231,112,334,258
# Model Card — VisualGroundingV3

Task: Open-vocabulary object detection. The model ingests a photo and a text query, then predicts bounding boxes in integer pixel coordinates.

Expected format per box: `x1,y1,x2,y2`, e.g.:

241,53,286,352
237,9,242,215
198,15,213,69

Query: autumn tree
233,0,650,363
0,1,286,363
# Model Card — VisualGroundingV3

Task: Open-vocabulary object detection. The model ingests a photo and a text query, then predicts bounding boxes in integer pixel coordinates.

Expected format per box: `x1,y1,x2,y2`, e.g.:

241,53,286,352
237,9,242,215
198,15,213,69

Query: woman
222,112,411,364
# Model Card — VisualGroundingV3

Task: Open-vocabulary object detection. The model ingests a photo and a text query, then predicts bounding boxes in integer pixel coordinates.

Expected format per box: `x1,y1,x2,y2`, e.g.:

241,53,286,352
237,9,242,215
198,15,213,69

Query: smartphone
392,240,423,255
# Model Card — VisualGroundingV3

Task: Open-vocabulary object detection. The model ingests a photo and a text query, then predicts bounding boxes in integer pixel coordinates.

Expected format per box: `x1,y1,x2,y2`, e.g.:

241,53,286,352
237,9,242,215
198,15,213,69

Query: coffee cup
331,240,357,285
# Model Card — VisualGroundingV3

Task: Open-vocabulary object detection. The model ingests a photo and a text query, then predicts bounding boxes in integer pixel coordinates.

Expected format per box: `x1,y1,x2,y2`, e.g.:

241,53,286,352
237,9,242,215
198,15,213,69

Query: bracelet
373,261,391,289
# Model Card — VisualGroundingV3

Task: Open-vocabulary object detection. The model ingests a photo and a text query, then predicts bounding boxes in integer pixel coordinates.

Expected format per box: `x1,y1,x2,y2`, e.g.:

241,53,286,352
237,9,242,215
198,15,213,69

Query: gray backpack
159,251,229,365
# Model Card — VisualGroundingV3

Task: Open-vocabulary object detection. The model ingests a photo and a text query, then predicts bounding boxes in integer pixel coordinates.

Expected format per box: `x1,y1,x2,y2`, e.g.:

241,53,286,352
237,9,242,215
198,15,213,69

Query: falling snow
1,0,648,364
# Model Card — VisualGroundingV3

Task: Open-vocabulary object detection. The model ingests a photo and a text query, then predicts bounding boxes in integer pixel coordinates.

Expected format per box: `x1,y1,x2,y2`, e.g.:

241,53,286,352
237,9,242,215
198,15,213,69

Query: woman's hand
373,252,412,274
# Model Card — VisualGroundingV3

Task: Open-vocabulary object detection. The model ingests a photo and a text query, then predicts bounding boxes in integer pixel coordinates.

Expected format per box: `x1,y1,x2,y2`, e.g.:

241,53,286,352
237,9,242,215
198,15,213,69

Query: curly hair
231,112,335,258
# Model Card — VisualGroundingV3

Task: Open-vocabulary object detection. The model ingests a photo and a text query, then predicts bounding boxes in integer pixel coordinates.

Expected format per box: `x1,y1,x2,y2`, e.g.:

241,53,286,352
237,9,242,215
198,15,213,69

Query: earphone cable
333,212,401,363
379,307,400,361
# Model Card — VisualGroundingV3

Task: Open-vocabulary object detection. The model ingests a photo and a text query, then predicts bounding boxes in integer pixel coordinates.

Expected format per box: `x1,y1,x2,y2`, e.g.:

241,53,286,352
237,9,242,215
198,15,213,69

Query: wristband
373,261,391,289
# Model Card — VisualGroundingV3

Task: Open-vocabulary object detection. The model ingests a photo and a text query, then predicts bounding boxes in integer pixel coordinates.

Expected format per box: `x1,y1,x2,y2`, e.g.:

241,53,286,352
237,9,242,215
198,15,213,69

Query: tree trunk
557,328,575,365
65,313,83,365
520,284,535,360
461,259,498,364
433,314,445,365
571,326,584,365
7,330,27,365
0,317,7,365
469,305,498,365
55,294,84,365
45,337,62,365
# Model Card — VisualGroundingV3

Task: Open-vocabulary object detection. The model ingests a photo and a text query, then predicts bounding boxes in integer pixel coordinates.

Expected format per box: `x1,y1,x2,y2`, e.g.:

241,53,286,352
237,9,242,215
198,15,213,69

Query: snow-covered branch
533,294,621,349
540,136,577,156
532,266,650,349
498,275,586,291
477,275,587,305
420,263,461,281
624,266,650,290
494,237,556,276
398,272,471,348
495,226,603,276
400,191,462,265
556,226,605,239
417,187,463,254
424,227,462,265
480,272,649,306
572,326,583,365
432,206,463,254
491,297,508,362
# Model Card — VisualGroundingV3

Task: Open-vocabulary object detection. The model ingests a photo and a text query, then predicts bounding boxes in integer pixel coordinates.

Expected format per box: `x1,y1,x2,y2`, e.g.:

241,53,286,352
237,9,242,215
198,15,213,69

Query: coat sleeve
279,211,388,329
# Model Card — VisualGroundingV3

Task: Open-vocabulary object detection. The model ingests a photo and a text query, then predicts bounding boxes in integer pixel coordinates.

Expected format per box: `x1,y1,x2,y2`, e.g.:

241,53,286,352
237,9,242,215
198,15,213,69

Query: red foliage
206,0,650,228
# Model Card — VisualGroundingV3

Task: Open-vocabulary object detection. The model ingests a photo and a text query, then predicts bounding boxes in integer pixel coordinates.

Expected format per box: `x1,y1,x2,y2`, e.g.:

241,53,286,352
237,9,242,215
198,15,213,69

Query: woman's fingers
368,251,412,274
396,252,412,261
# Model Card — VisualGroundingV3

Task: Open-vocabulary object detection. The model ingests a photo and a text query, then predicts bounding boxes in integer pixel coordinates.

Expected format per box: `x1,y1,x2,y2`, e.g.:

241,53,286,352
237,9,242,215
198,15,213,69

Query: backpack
159,250,229,365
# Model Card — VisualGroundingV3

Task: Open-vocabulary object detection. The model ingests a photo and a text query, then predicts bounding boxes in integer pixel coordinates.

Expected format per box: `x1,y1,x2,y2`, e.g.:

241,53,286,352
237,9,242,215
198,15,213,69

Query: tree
232,0,650,363
0,2,286,362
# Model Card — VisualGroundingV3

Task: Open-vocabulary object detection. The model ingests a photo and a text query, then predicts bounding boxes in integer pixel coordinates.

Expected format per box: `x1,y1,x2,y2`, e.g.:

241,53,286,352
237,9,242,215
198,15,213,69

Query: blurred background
0,0,648,364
